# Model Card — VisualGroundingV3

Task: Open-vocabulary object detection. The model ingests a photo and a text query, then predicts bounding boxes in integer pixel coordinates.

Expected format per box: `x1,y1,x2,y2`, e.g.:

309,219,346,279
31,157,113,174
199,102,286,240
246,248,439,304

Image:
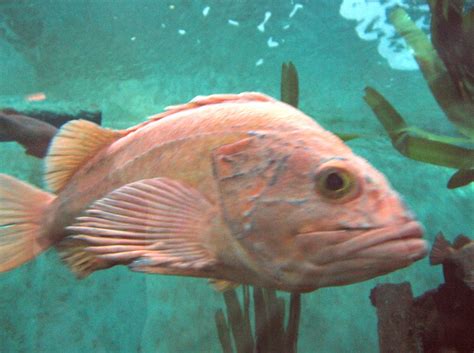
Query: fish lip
340,220,427,259
295,221,427,262
365,220,424,244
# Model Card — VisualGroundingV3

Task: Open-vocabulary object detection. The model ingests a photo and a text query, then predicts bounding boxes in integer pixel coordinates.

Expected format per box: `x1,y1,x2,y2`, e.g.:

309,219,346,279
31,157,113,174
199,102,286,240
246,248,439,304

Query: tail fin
0,174,55,272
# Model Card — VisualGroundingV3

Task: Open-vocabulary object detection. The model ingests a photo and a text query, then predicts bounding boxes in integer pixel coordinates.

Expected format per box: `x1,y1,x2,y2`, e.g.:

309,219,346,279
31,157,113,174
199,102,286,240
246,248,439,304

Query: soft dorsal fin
453,234,471,249
45,120,126,193
127,92,276,133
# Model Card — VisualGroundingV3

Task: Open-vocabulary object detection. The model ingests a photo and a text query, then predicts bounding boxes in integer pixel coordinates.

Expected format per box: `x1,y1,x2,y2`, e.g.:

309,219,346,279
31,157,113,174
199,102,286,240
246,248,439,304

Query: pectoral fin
63,177,218,278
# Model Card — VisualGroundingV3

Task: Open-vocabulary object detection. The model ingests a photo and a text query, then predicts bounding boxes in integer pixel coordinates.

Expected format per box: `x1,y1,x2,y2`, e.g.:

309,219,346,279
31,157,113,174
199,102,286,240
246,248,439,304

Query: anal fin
57,238,112,278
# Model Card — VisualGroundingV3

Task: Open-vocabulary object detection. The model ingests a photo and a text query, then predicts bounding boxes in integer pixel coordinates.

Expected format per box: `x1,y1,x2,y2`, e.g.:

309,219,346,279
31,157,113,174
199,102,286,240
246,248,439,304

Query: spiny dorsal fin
127,92,276,133
429,232,452,265
45,120,126,193
162,92,275,117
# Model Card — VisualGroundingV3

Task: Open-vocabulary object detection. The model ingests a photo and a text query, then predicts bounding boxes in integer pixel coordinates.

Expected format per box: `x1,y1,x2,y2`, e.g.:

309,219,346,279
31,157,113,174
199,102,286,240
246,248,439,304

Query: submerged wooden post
370,282,421,353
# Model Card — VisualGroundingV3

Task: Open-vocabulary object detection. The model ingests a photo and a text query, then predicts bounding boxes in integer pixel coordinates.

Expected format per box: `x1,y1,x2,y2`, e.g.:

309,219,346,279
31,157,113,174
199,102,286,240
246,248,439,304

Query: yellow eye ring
315,167,358,201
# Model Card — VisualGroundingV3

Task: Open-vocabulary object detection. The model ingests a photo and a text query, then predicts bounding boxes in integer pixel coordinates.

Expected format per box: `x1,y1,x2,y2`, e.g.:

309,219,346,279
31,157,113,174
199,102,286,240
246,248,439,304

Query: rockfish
0,93,427,292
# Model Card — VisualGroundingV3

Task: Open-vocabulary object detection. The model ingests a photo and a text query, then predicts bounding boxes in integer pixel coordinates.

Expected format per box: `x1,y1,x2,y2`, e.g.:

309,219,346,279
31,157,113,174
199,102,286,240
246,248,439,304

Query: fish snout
367,188,418,228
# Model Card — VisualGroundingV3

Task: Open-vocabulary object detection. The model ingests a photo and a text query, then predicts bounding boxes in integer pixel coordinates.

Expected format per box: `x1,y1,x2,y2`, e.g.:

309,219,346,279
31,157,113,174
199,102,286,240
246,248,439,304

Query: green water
0,1,472,352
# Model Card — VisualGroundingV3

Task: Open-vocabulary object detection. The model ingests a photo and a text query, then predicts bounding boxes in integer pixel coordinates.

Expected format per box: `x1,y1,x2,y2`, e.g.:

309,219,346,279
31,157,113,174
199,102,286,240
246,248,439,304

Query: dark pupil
325,172,344,191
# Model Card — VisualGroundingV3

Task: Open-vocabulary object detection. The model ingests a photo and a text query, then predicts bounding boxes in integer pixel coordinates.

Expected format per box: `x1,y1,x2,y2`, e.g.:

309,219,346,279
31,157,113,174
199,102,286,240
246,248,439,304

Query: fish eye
315,167,358,201
325,172,345,191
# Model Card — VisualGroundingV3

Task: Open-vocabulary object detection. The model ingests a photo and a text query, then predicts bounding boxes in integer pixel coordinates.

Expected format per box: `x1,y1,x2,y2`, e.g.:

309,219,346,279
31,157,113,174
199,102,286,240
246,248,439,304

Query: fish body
0,93,427,292
430,232,474,289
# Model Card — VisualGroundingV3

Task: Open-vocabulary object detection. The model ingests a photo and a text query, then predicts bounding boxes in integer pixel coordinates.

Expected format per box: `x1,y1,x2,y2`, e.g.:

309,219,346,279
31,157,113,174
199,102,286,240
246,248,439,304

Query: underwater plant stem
285,293,301,353
242,286,254,350
253,287,270,353
264,289,285,352
215,309,235,353
223,289,252,353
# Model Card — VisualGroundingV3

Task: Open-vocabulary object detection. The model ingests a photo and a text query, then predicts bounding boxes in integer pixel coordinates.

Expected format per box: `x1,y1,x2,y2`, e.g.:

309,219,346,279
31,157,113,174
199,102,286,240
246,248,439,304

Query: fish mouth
290,221,427,289
339,220,428,262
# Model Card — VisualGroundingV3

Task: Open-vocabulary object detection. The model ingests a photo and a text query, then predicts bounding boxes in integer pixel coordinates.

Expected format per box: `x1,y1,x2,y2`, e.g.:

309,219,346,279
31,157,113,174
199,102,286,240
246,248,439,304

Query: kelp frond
365,1,474,189
281,62,299,108
390,3,474,138
364,87,474,170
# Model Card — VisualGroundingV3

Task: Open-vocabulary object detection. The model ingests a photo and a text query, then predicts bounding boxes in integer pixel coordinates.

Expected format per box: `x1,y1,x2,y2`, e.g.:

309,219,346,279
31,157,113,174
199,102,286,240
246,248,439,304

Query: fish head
214,131,427,292
285,152,427,291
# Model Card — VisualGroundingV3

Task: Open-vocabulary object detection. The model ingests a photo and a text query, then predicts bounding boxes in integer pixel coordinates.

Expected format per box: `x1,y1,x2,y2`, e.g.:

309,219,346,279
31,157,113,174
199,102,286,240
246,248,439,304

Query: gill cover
212,132,310,283
212,133,289,238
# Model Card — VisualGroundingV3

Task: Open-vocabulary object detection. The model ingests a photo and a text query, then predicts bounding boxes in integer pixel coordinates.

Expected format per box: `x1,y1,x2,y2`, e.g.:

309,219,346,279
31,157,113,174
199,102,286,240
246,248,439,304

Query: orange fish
0,93,427,292
25,92,47,102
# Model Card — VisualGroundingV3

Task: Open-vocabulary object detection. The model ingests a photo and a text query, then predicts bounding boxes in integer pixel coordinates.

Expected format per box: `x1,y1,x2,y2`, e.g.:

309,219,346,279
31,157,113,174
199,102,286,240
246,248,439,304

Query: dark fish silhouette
0,109,102,158
0,111,58,158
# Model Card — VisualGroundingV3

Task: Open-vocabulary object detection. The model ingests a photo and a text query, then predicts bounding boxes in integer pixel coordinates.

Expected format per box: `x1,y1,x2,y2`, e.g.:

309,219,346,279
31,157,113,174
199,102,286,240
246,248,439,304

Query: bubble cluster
339,0,429,71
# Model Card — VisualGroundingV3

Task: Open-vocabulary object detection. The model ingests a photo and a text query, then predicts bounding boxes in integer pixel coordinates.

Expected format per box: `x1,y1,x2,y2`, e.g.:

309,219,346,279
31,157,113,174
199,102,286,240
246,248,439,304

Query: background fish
0,109,102,158
0,92,427,292
0,111,58,158
430,232,474,289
